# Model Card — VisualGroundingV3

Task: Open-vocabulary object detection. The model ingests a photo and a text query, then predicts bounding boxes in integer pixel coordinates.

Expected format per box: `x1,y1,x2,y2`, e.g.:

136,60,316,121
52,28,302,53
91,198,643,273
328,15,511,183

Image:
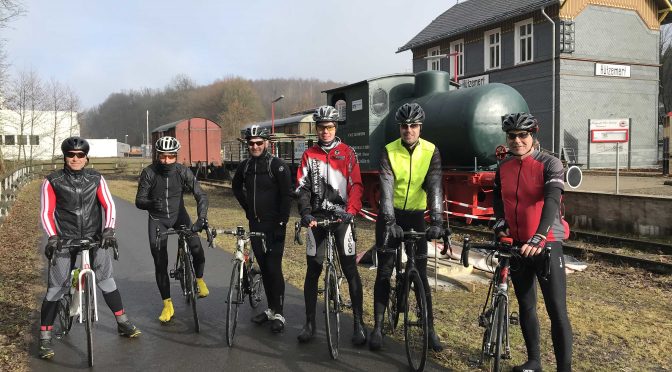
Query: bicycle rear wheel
184,251,200,333
384,273,404,335
55,294,73,338
324,264,340,360
226,260,242,347
404,270,428,372
84,275,95,367
493,297,507,372
248,263,264,309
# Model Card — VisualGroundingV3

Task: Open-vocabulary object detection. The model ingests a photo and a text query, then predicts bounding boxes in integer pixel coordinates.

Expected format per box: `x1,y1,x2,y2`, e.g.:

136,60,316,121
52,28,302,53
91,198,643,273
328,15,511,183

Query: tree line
81,75,343,145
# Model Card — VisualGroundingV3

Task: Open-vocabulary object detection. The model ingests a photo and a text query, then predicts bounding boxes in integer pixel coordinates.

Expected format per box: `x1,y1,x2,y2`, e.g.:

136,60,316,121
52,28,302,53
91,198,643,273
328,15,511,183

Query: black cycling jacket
135,163,208,220
232,151,292,224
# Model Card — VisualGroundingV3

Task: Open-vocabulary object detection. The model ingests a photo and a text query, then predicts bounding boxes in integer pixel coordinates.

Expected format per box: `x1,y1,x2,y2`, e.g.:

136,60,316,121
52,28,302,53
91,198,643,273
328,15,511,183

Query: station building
398,0,672,168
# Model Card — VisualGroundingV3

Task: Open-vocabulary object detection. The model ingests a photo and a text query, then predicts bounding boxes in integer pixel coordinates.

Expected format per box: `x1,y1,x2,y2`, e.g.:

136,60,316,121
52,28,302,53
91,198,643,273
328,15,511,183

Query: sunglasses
507,132,531,140
65,152,86,159
399,123,421,129
317,125,336,132
247,140,265,147
158,153,177,159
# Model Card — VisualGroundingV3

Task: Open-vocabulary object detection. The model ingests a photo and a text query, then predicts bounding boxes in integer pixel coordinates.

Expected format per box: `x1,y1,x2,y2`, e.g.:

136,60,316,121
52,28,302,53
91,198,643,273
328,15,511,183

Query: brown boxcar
152,117,222,166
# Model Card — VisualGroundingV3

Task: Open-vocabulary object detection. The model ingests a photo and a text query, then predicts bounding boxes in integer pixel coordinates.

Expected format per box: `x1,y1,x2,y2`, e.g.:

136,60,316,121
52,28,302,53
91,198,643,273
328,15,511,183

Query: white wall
0,109,79,160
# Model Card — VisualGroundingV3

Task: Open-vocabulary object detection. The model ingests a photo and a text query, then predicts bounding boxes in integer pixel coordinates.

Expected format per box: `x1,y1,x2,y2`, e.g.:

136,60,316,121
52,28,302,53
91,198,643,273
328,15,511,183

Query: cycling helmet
395,103,425,124
244,125,270,140
61,136,90,155
155,136,181,153
501,113,539,133
313,105,340,123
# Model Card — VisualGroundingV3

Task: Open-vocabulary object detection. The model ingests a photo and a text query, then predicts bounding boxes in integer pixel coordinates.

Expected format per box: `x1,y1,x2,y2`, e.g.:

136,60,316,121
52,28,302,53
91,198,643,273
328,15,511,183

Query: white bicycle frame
71,247,99,323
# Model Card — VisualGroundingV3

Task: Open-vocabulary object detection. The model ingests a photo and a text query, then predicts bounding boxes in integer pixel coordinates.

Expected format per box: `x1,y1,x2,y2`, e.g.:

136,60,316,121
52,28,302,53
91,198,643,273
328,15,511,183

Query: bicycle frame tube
75,249,98,323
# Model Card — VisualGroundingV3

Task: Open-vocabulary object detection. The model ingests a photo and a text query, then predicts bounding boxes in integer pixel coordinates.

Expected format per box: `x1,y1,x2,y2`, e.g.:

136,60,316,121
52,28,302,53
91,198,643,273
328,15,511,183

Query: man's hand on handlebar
301,214,317,228
45,235,60,260
520,234,547,257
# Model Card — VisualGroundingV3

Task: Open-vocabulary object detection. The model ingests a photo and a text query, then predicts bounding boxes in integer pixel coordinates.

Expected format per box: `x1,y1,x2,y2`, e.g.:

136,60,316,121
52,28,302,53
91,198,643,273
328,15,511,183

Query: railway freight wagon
323,70,529,221
152,117,222,167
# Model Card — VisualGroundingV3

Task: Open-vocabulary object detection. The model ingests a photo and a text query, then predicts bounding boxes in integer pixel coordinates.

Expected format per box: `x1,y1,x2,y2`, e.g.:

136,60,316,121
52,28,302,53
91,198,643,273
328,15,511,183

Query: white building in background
87,139,130,158
0,109,79,160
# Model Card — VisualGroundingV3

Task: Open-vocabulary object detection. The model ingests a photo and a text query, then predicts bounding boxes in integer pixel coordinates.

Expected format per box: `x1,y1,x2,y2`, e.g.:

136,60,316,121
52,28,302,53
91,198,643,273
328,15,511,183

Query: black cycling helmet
244,125,270,140
395,103,425,124
501,113,539,133
313,105,340,123
155,136,181,153
61,136,90,155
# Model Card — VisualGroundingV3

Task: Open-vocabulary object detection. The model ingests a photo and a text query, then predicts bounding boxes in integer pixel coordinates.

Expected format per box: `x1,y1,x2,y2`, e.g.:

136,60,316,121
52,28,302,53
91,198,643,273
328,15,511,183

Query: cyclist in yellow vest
369,102,445,352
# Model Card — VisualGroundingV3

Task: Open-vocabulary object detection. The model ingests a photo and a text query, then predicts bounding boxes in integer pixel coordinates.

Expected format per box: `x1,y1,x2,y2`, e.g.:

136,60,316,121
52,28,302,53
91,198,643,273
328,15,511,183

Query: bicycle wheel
248,263,264,309
480,308,495,370
226,260,242,347
493,297,507,372
184,252,200,333
176,252,186,295
384,274,403,335
324,264,340,360
84,275,95,367
404,270,428,372
55,294,74,338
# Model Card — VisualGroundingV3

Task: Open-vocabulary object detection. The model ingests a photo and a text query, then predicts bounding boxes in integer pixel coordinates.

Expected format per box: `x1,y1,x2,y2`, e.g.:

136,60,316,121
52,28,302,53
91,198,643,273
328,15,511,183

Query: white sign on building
588,118,630,167
459,74,489,88
352,99,363,112
595,63,631,78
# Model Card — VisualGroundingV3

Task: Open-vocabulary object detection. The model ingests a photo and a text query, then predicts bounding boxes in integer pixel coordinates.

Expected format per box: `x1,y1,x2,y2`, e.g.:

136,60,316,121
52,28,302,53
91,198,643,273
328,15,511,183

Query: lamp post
271,95,285,135
125,134,129,144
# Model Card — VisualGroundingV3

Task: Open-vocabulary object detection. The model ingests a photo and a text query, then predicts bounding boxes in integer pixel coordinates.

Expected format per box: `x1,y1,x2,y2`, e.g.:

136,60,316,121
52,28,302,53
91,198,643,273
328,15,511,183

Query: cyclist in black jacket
135,136,209,324
232,125,292,333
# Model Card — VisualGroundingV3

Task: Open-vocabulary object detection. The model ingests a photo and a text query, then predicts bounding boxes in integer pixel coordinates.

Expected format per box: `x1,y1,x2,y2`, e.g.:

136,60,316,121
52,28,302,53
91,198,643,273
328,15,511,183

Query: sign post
589,119,629,194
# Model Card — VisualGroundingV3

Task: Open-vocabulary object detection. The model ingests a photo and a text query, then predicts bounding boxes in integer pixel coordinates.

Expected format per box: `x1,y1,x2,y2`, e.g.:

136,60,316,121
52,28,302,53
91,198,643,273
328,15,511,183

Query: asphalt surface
30,197,444,371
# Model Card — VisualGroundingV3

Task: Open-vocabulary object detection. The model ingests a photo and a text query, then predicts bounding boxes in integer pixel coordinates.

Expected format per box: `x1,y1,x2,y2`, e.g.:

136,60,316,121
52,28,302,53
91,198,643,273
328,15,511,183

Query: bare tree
64,86,80,137
46,78,67,161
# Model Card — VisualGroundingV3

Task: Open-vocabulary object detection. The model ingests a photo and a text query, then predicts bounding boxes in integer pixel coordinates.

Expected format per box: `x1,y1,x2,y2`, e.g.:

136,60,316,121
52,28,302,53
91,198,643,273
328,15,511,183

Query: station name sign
459,74,489,88
595,63,630,78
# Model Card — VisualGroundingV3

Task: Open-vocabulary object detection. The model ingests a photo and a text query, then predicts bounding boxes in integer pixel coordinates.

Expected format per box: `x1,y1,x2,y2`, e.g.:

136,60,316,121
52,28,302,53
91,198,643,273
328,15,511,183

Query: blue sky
4,1,457,108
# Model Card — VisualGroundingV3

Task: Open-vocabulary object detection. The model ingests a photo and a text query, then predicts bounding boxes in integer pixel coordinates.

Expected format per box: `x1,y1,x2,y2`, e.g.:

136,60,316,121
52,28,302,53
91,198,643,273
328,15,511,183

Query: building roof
152,117,219,133
397,0,559,53
242,114,314,129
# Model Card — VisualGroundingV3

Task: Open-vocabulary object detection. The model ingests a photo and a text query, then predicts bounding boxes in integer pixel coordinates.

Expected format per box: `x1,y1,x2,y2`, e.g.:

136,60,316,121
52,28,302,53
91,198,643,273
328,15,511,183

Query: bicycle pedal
478,314,489,328
509,312,519,325
169,269,176,279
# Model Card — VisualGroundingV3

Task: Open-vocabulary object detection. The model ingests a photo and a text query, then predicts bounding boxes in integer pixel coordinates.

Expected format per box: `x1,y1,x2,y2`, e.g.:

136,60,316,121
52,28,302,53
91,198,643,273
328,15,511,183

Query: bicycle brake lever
113,246,120,260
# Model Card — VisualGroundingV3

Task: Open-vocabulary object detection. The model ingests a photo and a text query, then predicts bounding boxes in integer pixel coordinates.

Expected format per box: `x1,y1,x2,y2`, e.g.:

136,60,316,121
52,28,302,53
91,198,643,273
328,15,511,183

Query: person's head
155,136,180,165
244,125,270,157
61,136,90,171
501,112,539,157
313,105,339,143
395,102,425,145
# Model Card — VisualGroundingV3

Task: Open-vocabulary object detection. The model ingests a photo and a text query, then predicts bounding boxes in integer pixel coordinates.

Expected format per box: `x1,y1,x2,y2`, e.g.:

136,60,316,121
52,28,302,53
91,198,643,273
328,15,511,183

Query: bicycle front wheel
55,294,73,338
84,275,95,367
248,264,264,309
493,297,507,372
324,264,340,360
384,273,403,335
184,251,200,333
404,270,428,372
226,260,242,347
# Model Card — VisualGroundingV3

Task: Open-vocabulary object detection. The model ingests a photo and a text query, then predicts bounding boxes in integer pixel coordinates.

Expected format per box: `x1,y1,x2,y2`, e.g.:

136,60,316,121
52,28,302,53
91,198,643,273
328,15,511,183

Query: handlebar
156,222,216,249
460,236,552,279
294,217,356,246
216,227,267,253
52,238,101,266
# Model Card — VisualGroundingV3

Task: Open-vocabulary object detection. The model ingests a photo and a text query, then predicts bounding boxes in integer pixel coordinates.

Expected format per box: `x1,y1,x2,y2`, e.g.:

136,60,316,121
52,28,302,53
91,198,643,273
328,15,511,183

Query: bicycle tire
248,263,264,309
185,251,200,333
55,294,73,338
493,297,507,372
404,270,428,372
226,260,242,347
84,275,94,367
324,264,340,360
480,309,494,370
176,251,186,296
384,274,403,335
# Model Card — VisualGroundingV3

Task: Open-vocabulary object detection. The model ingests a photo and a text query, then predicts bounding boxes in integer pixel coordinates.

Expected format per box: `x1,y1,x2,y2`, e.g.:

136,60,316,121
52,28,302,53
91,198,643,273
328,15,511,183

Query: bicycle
51,238,108,367
294,217,354,360
157,224,214,333
461,236,551,372
216,226,266,347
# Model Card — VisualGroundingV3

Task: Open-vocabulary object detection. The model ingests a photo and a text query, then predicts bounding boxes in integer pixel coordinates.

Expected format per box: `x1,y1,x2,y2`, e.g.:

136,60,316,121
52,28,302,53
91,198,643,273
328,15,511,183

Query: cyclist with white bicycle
38,137,141,360
135,136,210,324
295,105,367,346
494,113,572,372
232,125,292,333
370,103,444,352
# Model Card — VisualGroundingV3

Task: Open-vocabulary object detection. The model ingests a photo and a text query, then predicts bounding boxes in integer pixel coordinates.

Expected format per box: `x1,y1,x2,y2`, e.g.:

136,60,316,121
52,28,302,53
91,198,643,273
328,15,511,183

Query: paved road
30,197,443,371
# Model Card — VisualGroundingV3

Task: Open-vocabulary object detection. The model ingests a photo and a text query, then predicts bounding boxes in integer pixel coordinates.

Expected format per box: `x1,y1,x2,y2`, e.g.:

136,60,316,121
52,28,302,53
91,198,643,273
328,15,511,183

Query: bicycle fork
73,262,98,323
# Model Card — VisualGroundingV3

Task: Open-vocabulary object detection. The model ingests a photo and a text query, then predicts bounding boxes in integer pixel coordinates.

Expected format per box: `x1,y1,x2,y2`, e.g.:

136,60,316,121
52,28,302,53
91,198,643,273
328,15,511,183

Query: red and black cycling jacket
493,150,569,242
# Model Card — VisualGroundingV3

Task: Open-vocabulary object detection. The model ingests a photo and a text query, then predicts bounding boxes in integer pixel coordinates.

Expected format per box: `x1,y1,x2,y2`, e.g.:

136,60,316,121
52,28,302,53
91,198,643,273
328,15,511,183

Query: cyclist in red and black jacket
295,105,367,346
493,113,573,372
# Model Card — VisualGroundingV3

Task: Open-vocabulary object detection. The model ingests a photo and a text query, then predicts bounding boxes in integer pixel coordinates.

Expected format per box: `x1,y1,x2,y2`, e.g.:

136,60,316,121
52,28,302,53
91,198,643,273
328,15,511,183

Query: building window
559,20,575,53
30,135,39,145
450,39,464,78
484,28,501,71
427,46,441,71
335,99,347,121
17,135,28,145
4,135,15,145
515,19,533,64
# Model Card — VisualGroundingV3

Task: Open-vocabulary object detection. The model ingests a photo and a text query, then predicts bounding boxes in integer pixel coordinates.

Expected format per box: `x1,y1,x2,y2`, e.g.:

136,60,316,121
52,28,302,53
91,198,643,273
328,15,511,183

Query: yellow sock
196,278,209,298
159,298,174,323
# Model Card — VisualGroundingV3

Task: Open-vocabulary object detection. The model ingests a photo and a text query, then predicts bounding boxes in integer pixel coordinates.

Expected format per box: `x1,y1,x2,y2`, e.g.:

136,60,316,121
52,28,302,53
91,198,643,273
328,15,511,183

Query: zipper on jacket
253,159,258,221
514,159,522,241
402,150,413,210
165,176,170,219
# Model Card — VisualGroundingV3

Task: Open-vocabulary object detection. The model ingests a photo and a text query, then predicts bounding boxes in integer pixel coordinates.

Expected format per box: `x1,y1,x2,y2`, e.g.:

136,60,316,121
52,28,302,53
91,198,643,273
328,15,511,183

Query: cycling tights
249,220,286,315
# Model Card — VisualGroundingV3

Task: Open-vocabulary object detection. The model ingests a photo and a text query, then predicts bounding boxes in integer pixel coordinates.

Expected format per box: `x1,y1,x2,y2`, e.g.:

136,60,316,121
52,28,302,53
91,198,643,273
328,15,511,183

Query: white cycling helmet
155,136,181,153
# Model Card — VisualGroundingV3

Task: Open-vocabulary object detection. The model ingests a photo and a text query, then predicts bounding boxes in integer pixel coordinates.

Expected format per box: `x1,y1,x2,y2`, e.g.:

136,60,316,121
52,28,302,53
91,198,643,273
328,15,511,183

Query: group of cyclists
37,103,572,372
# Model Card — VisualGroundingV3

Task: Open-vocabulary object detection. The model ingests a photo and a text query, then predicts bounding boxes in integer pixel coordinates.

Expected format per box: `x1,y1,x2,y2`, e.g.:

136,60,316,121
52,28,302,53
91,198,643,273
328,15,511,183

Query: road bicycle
294,217,354,360
215,226,266,347
51,238,108,367
157,224,214,333
461,236,550,372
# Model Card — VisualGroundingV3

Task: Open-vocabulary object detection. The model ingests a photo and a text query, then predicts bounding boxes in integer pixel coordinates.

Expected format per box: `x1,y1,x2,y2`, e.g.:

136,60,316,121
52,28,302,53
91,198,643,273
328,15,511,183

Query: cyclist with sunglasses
370,102,445,352
295,105,367,346
232,125,292,333
135,136,209,323
494,113,572,372
39,137,140,359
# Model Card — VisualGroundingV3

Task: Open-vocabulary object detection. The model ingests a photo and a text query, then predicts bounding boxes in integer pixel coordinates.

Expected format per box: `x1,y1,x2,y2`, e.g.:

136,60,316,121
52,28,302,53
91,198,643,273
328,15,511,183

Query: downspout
542,6,556,155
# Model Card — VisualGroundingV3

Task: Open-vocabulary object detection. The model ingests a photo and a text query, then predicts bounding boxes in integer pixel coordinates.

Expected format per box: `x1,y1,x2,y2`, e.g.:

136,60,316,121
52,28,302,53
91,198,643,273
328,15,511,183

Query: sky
3,0,458,109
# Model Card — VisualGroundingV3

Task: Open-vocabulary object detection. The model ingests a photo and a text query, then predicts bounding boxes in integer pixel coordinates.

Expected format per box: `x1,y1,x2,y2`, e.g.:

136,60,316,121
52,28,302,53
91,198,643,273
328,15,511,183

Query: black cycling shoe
118,320,142,338
297,317,316,343
252,310,272,325
270,315,285,333
428,330,443,352
352,316,367,346
512,360,542,372
368,327,383,351
39,338,54,359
